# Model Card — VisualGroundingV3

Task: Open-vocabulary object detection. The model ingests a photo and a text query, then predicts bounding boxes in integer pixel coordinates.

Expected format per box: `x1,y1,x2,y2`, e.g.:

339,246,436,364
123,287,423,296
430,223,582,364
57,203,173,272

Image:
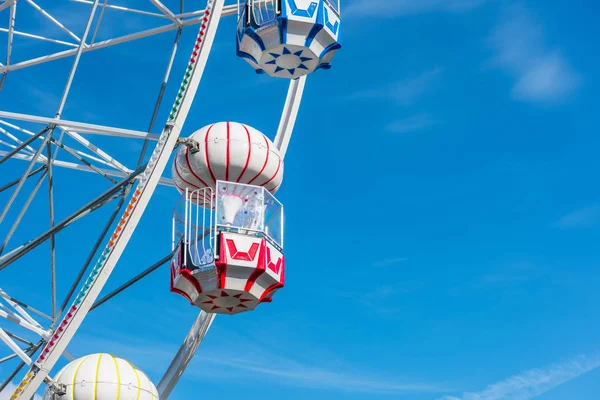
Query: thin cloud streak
345,0,487,17
71,328,448,396
373,257,409,267
487,4,581,103
555,205,600,228
353,68,443,105
387,114,440,133
195,353,449,395
448,261,547,295
440,353,600,400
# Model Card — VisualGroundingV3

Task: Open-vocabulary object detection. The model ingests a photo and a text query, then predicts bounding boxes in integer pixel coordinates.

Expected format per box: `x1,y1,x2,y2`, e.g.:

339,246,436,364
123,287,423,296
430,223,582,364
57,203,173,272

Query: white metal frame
172,187,216,269
0,0,308,397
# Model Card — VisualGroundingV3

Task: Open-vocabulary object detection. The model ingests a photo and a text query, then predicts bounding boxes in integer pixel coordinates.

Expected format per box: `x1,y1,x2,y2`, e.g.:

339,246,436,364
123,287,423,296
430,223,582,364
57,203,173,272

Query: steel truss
0,0,307,398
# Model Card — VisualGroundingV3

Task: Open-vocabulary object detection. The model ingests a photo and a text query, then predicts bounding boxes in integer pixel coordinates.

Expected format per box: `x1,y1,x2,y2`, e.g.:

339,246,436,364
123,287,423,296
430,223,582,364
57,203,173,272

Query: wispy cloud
74,324,447,396
192,336,448,395
0,383,42,400
386,114,440,133
353,68,443,105
338,280,424,316
555,205,600,228
449,261,546,295
373,256,409,267
345,0,487,17
487,4,581,103
439,353,600,400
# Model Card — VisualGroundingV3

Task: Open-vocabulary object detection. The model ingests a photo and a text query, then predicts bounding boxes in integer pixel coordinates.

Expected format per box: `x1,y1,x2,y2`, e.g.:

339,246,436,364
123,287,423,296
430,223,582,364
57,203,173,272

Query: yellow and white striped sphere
43,353,158,400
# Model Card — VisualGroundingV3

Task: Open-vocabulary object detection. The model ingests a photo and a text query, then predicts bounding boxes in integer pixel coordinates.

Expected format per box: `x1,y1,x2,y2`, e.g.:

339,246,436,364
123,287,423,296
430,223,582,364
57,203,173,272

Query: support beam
0,5,238,74
0,1,16,90
0,289,52,322
149,0,182,26
0,130,52,226
0,126,49,167
0,125,45,160
0,111,160,140
0,353,20,365
24,0,82,43
71,0,169,18
158,312,215,399
137,22,183,168
49,136,118,184
175,5,236,19
0,166,145,272
90,0,109,45
0,166,45,194
0,289,45,329
0,308,48,338
0,168,48,255
0,28,78,47
0,341,42,393
5,2,15,65
274,76,306,159
4,331,34,347
0,150,175,187
62,128,130,173
0,328,32,366
91,252,172,311
54,0,99,119
47,141,57,319
0,0,16,12
13,1,226,395
56,193,126,320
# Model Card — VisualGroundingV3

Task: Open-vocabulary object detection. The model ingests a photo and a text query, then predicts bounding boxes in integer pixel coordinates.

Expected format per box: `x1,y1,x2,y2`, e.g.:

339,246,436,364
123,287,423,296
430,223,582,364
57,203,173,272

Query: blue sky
1,0,600,399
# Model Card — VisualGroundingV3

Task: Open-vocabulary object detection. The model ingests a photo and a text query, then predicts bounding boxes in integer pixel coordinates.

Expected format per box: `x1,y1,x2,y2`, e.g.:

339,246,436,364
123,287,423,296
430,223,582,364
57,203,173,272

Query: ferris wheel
0,0,341,398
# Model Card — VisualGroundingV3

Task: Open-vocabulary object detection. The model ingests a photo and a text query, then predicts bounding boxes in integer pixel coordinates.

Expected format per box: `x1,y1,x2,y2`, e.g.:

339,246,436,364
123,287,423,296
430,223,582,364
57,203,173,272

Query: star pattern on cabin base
259,45,319,78
197,289,259,315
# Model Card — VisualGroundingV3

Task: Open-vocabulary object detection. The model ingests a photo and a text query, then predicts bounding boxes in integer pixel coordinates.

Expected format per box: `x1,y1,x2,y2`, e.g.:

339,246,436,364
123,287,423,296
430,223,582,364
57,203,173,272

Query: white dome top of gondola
44,353,158,400
172,122,284,200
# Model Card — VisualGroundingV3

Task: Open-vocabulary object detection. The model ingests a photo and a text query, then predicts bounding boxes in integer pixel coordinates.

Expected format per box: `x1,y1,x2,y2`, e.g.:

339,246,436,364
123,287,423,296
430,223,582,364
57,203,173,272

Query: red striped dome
172,122,283,200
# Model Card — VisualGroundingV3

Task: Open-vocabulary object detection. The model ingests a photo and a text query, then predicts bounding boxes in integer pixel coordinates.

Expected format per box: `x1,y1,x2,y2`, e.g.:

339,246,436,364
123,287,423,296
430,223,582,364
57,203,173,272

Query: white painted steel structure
0,0,307,398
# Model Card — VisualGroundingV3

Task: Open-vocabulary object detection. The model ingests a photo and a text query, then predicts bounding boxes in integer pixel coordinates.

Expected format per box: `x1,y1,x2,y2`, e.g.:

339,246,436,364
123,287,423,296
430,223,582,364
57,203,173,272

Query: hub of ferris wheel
9,0,342,399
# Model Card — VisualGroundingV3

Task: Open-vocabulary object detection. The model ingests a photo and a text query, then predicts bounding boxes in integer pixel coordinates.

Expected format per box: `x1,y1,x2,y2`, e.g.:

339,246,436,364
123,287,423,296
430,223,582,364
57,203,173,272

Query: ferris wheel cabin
170,181,285,315
236,0,342,78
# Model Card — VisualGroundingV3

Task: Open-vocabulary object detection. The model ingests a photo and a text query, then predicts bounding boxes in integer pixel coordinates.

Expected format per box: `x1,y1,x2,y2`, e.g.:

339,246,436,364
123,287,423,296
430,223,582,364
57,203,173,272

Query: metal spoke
149,0,182,26
0,165,146,271
24,0,81,43
0,166,45,194
46,141,57,319
0,289,53,322
91,252,172,311
90,0,109,45
72,0,168,19
0,150,174,186
0,5,238,74
55,0,100,119
4,331,35,347
62,128,131,173
0,353,20,365
0,111,160,140
0,169,48,255
0,28,78,47
49,136,118,184
0,340,42,392
56,192,127,321
0,129,52,226
137,25,184,168
0,1,16,91
0,127,49,167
